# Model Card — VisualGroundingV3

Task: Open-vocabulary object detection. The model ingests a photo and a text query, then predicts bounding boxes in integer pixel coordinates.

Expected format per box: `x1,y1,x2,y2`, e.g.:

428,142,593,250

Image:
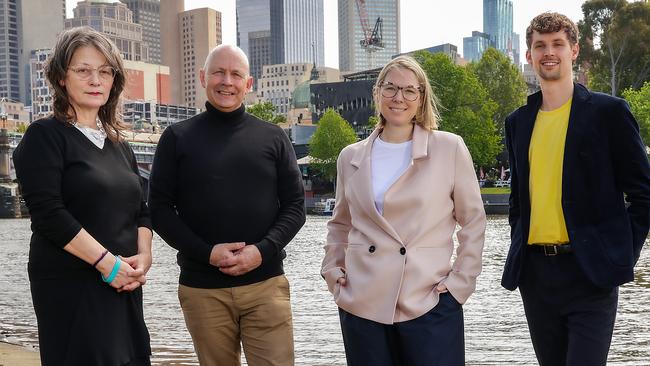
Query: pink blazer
321,125,486,324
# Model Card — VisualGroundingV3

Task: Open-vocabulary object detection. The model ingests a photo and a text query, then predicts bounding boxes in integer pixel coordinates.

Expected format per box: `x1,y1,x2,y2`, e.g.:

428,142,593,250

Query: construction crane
355,0,384,68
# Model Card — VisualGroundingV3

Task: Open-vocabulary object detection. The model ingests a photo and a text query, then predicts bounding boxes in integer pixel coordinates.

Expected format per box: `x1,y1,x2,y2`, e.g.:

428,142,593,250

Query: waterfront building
258,63,340,115
0,98,30,132
122,100,199,130
121,0,162,65
338,0,400,72
310,68,378,131
122,59,171,104
463,31,490,62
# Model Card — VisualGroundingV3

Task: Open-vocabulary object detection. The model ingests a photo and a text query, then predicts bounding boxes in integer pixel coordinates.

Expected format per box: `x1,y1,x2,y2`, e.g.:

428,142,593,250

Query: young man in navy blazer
502,12,650,366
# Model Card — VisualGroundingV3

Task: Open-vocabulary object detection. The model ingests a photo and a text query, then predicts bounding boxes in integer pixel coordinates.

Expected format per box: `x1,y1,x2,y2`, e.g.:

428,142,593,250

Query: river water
1,216,649,365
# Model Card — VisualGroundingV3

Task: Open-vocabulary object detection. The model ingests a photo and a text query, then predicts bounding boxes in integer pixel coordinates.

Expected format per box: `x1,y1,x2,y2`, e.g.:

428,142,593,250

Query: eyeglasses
380,82,422,101
67,65,116,81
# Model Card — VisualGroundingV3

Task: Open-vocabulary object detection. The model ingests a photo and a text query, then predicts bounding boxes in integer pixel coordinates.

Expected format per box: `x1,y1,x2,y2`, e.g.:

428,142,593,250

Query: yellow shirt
527,98,572,244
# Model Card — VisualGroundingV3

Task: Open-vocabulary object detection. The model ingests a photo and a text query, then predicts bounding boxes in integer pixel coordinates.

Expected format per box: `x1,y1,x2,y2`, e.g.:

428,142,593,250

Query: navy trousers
338,292,464,366
519,249,618,366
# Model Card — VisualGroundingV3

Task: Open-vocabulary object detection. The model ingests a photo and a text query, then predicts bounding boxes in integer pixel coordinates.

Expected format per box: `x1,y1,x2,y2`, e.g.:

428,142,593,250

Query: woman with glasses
13,27,152,365
321,55,486,365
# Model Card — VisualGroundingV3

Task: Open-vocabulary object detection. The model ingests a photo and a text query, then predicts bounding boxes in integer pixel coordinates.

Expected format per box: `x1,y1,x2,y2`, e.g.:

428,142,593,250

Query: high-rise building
178,8,222,109
397,43,461,65
20,0,65,105
0,0,23,102
236,0,324,87
66,0,150,62
463,31,490,62
0,0,63,104
270,0,324,66
483,0,519,65
248,30,272,87
338,0,400,72
483,0,512,52
160,0,183,105
121,0,162,65
30,49,54,122
160,0,222,108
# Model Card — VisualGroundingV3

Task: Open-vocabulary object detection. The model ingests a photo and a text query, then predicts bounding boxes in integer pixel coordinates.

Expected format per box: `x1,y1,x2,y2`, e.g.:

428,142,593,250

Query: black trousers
338,292,464,366
519,249,618,366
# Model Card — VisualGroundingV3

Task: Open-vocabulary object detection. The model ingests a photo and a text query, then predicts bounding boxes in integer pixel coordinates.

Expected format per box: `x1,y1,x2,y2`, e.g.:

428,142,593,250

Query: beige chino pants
178,275,294,366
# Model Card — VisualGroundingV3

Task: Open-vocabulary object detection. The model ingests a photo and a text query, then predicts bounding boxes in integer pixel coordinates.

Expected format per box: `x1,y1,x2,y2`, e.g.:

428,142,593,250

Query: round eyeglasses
380,82,422,101
68,65,116,81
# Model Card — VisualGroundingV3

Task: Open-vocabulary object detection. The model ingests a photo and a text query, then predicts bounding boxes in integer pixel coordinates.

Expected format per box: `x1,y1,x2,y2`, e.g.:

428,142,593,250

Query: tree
578,0,650,96
623,81,650,147
413,51,502,168
247,101,286,124
367,115,379,129
309,109,357,182
469,47,527,137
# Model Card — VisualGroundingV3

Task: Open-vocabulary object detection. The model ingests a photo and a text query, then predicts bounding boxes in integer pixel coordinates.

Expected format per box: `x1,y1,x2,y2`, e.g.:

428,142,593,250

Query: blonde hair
373,55,441,131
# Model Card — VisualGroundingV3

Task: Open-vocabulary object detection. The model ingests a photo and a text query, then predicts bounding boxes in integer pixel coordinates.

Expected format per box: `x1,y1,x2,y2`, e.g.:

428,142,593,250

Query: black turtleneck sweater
148,103,306,288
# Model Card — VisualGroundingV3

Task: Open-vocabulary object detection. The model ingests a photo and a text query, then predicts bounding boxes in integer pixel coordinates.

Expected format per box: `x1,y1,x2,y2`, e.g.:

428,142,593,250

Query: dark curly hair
45,26,127,141
526,12,579,49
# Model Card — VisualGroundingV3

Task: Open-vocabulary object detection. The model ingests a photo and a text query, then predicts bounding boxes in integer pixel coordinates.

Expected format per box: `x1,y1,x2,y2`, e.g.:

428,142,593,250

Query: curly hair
526,12,579,49
45,26,127,141
373,55,441,131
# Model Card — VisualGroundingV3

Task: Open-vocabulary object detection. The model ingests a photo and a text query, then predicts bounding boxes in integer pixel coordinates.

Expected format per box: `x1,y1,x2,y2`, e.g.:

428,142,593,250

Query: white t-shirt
371,136,412,214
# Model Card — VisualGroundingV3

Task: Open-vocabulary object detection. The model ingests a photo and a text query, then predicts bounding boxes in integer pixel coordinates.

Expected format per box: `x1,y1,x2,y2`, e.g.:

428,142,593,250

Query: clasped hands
209,242,262,276
98,252,152,293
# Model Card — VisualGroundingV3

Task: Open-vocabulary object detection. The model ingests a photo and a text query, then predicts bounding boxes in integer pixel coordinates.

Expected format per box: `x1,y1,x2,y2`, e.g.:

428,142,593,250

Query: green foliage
469,48,527,136
623,81,650,147
578,0,650,95
16,123,28,133
309,109,358,182
367,115,379,128
247,101,286,124
413,51,502,167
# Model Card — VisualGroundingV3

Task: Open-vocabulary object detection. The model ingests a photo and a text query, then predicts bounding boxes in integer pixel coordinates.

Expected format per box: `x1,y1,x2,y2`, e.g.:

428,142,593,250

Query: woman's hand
97,255,144,291
120,252,152,291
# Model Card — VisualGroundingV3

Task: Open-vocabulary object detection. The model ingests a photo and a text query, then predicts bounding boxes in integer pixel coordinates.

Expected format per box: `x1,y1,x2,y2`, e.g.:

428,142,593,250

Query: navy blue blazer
502,83,650,290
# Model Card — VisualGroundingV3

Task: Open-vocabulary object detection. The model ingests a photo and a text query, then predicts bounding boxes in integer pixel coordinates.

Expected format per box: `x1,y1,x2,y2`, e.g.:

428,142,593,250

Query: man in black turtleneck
149,44,305,366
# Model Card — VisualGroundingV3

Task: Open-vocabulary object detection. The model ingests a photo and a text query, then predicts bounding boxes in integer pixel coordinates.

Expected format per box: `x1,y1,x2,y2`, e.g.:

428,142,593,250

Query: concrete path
0,342,40,366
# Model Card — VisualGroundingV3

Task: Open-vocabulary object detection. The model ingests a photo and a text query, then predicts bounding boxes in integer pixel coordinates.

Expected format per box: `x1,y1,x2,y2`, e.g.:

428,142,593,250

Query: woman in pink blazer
321,55,486,366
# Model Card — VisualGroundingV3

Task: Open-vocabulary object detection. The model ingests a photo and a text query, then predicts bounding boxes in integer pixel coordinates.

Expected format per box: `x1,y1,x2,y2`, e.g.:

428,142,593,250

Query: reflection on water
1,217,649,365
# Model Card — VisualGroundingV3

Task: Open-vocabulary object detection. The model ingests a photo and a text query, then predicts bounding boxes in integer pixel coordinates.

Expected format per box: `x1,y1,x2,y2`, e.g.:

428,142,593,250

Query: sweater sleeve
148,127,213,263
13,123,82,247
123,142,152,230
253,129,306,263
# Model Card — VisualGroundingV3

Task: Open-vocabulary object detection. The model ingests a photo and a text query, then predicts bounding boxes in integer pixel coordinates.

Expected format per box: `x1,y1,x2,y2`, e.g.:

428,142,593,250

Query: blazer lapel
348,128,404,245
562,84,591,216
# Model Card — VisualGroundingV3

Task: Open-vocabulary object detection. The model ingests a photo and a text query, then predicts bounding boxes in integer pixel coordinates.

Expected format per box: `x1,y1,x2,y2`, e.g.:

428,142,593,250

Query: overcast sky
65,0,592,68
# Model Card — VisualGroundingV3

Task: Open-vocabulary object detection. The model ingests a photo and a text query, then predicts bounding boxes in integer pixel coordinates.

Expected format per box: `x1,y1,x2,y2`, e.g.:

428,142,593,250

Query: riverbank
0,341,39,366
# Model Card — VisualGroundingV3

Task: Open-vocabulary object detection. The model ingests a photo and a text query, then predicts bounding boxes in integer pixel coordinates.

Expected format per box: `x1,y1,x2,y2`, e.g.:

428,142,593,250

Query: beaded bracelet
101,256,121,284
93,249,109,268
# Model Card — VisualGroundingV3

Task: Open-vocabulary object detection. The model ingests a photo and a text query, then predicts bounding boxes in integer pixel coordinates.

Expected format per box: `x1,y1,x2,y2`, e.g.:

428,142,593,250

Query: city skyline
63,0,588,69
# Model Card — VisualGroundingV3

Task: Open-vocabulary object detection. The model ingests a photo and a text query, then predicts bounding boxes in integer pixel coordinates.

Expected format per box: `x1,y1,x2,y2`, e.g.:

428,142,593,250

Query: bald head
200,44,254,112
203,44,250,75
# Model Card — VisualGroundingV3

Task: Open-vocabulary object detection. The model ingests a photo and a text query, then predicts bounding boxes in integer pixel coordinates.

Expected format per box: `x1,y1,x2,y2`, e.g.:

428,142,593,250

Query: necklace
74,117,107,148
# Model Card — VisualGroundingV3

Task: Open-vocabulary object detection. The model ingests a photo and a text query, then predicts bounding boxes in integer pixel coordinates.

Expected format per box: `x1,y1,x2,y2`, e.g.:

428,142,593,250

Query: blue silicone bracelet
101,256,121,284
